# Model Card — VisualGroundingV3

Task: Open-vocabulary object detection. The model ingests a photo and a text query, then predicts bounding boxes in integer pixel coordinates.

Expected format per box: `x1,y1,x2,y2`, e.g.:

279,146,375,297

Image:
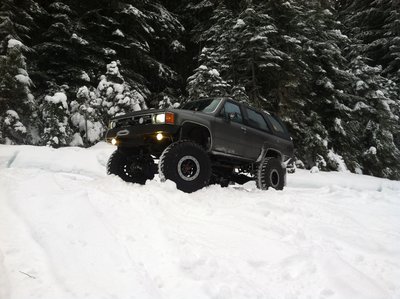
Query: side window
220,102,243,124
245,108,270,132
266,114,286,134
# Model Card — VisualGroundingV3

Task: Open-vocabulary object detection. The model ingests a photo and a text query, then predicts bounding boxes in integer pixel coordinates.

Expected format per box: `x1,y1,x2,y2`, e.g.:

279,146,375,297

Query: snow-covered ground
0,143,399,299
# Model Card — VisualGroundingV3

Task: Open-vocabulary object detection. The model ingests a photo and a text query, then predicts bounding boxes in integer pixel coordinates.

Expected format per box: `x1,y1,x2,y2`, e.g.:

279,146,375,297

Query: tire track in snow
2,170,162,299
5,150,18,168
84,179,195,297
1,170,77,298
84,186,166,298
0,171,75,298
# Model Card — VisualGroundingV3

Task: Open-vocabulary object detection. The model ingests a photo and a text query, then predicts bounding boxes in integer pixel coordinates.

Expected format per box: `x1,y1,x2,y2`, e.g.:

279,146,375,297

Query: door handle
240,126,247,132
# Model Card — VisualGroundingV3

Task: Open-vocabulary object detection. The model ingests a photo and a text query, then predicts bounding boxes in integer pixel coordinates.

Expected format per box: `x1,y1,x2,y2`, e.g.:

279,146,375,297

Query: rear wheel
107,149,156,184
159,140,211,193
256,157,285,190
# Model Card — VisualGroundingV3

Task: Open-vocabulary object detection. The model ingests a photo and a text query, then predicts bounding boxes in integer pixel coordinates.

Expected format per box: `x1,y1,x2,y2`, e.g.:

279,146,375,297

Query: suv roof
195,97,271,115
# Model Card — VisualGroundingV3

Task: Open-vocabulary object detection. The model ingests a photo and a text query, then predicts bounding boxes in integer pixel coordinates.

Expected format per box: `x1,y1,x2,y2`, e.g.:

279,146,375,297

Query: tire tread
256,157,285,190
159,140,211,192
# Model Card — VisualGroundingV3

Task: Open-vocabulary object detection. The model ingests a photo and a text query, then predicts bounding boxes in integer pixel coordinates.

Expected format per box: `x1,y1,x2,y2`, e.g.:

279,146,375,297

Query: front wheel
256,157,285,190
107,149,155,184
159,140,211,193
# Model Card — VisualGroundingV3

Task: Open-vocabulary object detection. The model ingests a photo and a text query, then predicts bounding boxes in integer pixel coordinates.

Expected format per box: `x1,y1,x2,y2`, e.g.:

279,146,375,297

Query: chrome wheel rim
177,155,200,181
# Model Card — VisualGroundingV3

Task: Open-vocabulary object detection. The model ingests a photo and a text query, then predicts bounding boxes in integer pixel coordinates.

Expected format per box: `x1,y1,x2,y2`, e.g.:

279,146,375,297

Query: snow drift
0,143,399,299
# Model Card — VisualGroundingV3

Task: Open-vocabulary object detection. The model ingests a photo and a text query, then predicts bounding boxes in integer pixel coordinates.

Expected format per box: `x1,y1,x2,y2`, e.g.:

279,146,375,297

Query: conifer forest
1,0,399,179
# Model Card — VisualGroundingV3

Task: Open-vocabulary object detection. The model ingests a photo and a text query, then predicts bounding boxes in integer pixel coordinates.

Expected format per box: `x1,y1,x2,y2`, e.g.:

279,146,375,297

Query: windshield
180,99,221,113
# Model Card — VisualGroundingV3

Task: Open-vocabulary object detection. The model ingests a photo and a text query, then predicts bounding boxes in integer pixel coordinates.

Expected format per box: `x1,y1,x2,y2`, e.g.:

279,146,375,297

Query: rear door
212,101,247,157
242,107,275,160
264,113,294,157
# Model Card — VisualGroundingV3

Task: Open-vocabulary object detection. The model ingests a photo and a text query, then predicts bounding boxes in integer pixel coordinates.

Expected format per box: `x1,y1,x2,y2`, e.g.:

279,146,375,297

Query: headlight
108,121,116,129
155,113,166,124
153,112,175,124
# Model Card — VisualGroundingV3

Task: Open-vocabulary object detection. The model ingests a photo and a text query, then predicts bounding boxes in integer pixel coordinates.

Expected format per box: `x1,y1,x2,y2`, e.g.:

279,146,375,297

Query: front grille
116,114,152,128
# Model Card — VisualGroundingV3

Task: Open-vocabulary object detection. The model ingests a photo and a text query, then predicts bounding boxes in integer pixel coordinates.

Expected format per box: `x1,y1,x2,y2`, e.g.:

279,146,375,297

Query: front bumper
105,124,180,148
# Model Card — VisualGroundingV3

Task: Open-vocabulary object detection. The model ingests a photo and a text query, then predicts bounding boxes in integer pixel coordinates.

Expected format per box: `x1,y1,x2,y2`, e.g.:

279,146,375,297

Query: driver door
212,101,247,157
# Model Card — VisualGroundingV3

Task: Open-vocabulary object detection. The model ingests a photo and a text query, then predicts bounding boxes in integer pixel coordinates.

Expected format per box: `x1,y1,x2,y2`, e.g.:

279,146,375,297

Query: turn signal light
165,112,175,124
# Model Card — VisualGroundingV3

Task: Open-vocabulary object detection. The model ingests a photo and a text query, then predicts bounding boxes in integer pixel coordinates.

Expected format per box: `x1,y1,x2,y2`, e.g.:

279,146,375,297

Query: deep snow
0,143,399,299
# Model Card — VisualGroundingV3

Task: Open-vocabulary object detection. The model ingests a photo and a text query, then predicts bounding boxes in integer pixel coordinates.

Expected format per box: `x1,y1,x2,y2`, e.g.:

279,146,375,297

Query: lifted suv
105,97,294,193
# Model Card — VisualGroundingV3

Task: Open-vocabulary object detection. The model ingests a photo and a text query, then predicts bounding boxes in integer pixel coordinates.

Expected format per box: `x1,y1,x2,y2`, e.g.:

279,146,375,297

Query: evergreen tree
70,86,104,146
0,38,35,144
344,56,400,178
40,89,72,147
383,2,400,80
32,1,94,97
338,0,400,178
339,0,400,82
186,64,231,100
0,0,45,47
97,60,147,122
0,0,44,144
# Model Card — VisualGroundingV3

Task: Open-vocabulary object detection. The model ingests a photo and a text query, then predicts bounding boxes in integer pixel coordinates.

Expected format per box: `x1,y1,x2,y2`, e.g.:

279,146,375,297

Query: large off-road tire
107,149,155,184
256,157,285,190
159,140,211,193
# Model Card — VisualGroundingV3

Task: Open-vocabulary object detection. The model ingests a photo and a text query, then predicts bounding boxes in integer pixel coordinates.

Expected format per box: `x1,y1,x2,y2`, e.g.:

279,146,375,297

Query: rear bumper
105,124,180,148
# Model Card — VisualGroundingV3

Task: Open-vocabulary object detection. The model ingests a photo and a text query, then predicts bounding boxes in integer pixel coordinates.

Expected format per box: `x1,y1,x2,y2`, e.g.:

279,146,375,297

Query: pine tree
339,0,400,81
31,0,185,105
186,64,231,100
0,0,44,144
0,0,45,47
338,0,400,178
383,2,400,80
0,38,35,144
40,88,72,147
97,61,148,123
344,56,400,178
70,86,104,146
32,1,87,95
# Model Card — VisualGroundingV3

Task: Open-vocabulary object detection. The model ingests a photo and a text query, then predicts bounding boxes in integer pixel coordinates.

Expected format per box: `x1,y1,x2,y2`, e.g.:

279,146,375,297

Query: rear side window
266,114,288,136
245,108,270,132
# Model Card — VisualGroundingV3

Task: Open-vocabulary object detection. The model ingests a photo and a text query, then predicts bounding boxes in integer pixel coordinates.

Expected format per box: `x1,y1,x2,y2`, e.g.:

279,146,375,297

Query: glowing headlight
155,114,166,124
108,121,116,129
156,133,163,141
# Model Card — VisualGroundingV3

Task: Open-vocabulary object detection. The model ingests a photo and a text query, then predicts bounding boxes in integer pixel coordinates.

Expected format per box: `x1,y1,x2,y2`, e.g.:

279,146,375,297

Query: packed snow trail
0,143,399,299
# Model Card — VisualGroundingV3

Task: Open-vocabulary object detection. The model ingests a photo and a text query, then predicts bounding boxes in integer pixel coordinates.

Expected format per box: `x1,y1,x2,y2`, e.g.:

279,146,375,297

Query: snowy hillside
0,143,399,299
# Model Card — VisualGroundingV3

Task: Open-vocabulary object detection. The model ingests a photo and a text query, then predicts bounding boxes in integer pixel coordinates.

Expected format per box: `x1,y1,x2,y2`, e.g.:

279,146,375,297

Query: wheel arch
179,121,212,151
257,147,284,163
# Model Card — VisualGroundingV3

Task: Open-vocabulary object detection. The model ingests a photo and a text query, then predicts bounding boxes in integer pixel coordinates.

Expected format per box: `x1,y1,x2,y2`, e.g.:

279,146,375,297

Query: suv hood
111,108,212,121
111,109,172,120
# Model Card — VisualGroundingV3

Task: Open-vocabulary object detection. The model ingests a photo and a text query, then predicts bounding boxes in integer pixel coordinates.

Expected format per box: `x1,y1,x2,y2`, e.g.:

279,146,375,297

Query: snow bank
0,143,399,299
0,143,112,177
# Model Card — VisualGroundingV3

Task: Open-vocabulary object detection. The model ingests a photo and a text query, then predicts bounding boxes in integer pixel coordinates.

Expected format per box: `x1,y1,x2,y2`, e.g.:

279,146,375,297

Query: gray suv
105,97,294,193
